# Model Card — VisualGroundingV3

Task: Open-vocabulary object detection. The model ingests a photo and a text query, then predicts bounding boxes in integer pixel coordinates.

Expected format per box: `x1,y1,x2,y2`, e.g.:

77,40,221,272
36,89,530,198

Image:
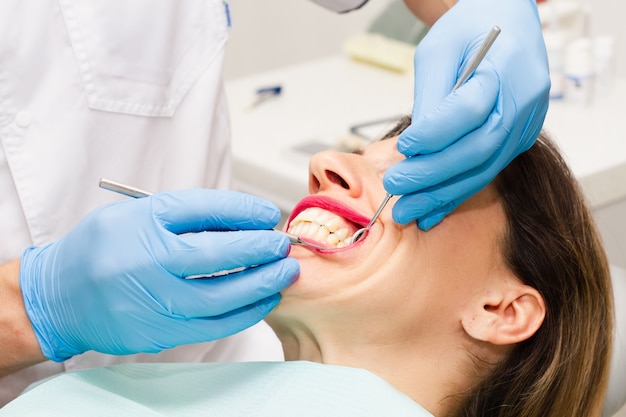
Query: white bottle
593,35,615,96
544,30,566,100
564,37,594,105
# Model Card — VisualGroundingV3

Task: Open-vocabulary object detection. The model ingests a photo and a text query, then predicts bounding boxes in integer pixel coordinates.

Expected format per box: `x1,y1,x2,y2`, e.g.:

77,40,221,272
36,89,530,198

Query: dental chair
604,265,626,417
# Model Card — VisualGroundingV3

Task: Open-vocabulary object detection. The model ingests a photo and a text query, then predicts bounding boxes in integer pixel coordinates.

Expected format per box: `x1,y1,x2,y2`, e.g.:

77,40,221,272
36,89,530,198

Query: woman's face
275,137,510,335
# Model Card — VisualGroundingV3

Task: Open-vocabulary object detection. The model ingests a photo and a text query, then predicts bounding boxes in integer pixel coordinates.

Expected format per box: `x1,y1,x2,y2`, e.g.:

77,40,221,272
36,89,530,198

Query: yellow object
343,33,415,73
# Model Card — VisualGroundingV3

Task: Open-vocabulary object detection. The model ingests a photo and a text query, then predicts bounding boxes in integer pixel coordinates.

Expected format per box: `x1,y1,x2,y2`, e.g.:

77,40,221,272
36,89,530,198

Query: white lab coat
0,0,282,405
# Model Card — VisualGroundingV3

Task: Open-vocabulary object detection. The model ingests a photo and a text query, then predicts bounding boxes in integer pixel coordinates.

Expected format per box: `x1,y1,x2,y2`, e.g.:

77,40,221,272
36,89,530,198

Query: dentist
0,0,548,405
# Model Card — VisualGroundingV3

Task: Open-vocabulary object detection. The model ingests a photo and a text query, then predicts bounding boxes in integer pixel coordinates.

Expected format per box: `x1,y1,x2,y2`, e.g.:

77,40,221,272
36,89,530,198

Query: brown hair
386,117,613,416
456,131,613,417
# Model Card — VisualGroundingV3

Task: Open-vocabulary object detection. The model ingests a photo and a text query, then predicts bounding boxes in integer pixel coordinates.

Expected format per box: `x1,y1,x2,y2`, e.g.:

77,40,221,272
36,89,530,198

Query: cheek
416,215,501,298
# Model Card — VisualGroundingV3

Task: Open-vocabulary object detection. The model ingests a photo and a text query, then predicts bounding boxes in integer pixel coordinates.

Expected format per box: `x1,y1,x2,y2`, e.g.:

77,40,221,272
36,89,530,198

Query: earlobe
461,282,545,346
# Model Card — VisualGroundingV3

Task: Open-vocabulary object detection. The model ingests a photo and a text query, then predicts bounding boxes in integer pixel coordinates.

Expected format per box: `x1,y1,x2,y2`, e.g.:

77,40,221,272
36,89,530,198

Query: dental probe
452,25,501,91
98,178,327,251
281,232,327,250
350,25,501,244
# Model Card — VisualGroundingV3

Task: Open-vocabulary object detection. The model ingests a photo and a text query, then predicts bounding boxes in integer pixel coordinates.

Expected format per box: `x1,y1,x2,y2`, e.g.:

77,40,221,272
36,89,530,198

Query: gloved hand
384,0,550,230
20,189,299,362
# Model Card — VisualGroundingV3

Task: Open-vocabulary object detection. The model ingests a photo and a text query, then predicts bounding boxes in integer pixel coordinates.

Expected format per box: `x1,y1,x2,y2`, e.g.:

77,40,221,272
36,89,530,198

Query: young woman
270,117,613,416
0,119,612,417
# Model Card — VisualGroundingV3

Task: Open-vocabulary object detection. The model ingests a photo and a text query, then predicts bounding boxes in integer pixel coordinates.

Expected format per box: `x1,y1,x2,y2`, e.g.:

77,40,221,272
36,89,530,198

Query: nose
308,150,364,198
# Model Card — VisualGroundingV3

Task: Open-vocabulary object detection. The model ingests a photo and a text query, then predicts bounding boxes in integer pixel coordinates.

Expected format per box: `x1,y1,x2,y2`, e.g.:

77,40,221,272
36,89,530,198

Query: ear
461,278,546,345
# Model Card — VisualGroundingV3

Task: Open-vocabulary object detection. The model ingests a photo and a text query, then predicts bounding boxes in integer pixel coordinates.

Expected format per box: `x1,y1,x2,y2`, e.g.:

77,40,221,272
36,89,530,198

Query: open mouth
287,206,363,249
287,196,371,250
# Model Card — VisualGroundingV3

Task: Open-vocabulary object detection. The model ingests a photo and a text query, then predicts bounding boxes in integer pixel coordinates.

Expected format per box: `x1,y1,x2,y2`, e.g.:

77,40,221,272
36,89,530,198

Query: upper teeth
288,207,356,249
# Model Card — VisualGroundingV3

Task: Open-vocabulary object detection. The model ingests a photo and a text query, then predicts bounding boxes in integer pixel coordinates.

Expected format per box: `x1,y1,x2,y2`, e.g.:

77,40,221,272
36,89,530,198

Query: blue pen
248,85,283,109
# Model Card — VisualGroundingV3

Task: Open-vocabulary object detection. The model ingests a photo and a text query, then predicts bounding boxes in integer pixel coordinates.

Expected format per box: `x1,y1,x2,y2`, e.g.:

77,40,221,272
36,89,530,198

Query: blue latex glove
384,0,550,230
20,189,299,362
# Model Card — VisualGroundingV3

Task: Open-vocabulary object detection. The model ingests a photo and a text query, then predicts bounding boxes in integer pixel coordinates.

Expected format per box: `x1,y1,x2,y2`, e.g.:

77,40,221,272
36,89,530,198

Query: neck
267,314,480,416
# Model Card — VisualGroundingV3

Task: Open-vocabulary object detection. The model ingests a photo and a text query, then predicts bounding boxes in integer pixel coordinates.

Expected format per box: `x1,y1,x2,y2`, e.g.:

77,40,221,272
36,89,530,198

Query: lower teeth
288,223,354,248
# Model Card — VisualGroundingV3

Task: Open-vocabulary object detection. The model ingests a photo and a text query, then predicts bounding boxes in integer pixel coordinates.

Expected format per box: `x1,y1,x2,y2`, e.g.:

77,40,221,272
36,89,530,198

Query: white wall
223,0,394,80
224,0,625,80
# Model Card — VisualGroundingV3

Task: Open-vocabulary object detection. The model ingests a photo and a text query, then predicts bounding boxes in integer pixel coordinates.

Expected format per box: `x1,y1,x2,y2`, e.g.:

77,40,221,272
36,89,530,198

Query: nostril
310,174,321,193
326,170,349,190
